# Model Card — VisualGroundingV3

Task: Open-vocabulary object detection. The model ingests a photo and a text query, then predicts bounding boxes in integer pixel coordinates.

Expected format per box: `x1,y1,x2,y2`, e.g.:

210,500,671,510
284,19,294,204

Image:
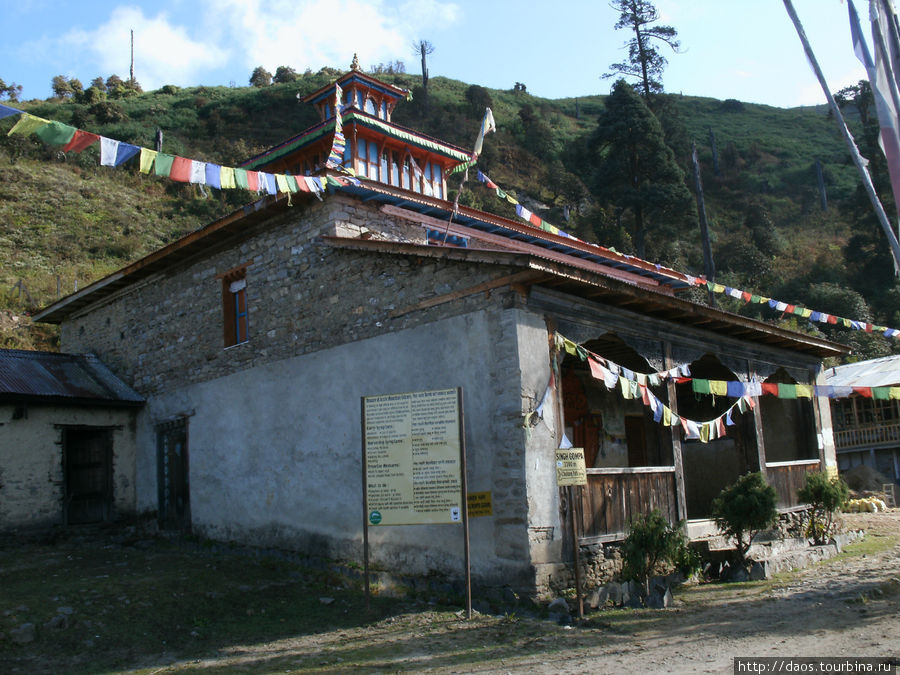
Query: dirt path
167,511,899,673
506,511,900,674
3,511,897,673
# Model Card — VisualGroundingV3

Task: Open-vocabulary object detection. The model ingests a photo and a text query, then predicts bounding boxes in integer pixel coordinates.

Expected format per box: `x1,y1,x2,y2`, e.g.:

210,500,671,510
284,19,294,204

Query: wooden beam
388,270,543,319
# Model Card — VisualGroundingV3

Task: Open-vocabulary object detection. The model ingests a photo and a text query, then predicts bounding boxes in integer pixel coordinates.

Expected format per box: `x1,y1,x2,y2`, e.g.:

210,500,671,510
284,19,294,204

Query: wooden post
691,141,716,308
664,342,688,523
708,127,720,176
568,484,584,620
783,0,900,268
458,387,472,620
749,363,769,476
815,159,828,211
360,398,371,612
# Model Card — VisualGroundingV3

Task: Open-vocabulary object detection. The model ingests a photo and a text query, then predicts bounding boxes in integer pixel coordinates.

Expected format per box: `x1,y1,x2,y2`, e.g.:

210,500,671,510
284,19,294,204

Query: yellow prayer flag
275,174,292,193
800,308,812,318
220,167,236,189
8,113,50,136
662,406,672,426
563,339,578,355
795,384,813,398
139,148,158,175
709,380,727,396
890,387,900,400
700,423,710,443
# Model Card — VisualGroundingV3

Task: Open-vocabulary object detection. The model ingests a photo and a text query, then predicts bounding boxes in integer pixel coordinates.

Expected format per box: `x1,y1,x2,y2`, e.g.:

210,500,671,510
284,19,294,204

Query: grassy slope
0,73,888,351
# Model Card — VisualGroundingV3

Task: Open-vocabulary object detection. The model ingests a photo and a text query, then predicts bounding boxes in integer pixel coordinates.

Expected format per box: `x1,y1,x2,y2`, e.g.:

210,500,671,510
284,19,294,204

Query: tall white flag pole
783,0,900,269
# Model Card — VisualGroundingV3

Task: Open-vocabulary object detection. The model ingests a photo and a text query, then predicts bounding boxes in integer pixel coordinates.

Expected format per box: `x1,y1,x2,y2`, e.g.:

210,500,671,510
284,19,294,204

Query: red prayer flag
62,130,100,153
853,387,873,398
827,314,838,324
169,157,192,182
247,171,259,192
761,382,779,396
741,291,752,302
587,356,606,381
785,304,795,313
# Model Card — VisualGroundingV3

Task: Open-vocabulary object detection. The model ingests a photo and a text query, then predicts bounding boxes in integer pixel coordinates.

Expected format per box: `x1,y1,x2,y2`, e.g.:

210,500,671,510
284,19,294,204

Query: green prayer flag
692,379,711,395
777,383,797,399
34,121,76,145
234,168,249,189
154,153,175,176
872,387,891,400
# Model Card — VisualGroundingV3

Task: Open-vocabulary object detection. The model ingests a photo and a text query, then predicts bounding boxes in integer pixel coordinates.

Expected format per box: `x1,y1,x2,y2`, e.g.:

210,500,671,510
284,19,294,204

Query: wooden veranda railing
765,459,820,510
833,423,900,450
575,467,679,543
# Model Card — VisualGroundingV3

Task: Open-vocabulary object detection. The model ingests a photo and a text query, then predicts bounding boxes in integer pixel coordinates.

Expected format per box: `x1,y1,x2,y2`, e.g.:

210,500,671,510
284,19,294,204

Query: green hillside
0,68,897,359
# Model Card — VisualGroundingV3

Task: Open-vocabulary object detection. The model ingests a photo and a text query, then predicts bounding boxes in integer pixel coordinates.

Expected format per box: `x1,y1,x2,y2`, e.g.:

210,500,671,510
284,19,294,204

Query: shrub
711,472,778,565
797,471,849,545
622,510,695,602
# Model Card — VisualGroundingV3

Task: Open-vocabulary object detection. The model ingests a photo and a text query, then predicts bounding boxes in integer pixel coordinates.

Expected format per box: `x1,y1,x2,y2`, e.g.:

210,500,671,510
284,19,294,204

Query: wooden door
64,428,113,524
157,418,190,530
625,415,648,466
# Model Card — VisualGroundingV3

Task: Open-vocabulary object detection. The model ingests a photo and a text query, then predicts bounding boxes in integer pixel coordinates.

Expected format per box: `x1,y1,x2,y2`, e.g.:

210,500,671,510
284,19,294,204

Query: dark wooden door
625,415,648,466
64,428,113,524
157,418,189,530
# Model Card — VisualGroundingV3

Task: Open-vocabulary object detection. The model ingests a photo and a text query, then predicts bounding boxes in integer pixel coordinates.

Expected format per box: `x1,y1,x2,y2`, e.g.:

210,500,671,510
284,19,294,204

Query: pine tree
590,80,694,259
604,0,680,97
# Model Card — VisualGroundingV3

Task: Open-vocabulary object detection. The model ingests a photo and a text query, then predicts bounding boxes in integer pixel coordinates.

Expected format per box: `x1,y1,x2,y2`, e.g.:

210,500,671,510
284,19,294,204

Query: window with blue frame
368,141,379,180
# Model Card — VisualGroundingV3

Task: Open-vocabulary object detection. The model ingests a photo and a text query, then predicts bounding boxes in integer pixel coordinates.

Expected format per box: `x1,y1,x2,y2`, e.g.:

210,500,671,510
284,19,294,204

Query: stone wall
0,405,138,531
60,196,517,399
56,193,550,591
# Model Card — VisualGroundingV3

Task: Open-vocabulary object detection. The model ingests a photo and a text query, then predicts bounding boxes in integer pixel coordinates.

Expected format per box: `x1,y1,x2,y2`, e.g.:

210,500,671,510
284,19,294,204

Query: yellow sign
556,448,587,486
467,491,493,517
364,388,462,526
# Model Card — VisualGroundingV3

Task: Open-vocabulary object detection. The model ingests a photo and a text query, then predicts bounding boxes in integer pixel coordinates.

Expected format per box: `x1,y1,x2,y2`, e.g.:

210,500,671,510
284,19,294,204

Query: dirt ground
2,510,898,673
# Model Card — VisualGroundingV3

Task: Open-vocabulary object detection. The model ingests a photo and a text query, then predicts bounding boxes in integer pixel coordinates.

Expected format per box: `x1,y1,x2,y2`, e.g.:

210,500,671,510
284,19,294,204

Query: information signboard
556,448,587,486
363,388,462,526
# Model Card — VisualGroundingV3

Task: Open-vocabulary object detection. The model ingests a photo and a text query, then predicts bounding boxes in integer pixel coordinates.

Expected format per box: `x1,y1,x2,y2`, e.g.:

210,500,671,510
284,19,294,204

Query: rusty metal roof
0,350,144,407
825,354,900,388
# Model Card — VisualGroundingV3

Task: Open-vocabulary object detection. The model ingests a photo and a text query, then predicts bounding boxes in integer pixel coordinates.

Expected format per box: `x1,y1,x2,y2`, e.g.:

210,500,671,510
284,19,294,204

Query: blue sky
0,0,871,108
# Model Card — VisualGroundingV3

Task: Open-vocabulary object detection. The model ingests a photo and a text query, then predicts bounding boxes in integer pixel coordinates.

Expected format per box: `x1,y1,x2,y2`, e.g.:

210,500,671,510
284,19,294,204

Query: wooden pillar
664,342,687,522
749,361,768,476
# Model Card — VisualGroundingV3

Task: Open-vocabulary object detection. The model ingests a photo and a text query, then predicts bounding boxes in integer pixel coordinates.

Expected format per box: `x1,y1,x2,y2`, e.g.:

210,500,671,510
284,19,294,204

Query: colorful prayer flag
472,107,496,157
139,148,157,174
62,130,99,153
34,121,76,146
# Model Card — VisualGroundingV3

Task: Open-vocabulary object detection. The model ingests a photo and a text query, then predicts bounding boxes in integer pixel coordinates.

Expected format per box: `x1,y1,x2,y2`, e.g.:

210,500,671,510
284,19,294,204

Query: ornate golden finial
350,54,360,71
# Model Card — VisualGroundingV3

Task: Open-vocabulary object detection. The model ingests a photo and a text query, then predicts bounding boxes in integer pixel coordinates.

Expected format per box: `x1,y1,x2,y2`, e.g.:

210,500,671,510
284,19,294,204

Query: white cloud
203,0,461,75
58,6,227,89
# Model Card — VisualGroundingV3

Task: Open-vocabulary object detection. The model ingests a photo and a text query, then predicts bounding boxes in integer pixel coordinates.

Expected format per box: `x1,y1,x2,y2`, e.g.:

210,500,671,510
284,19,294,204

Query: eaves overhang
323,235,849,360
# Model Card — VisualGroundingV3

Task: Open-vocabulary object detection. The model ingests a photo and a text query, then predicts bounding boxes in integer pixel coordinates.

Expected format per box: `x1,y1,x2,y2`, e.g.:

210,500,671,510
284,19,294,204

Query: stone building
0,350,143,530
31,65,847,595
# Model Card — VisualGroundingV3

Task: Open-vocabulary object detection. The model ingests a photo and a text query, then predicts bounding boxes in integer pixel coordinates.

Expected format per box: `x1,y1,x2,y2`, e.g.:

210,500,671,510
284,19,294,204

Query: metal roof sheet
824,354,900,388
0,350,144,406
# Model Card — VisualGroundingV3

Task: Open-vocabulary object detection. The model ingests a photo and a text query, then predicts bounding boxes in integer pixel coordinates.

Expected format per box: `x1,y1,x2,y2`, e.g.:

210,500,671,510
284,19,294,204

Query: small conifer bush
711,472,778,565
797,471,849,545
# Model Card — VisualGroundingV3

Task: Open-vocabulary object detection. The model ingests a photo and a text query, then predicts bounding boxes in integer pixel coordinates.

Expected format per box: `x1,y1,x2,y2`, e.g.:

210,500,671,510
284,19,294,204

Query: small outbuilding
0,349,143,530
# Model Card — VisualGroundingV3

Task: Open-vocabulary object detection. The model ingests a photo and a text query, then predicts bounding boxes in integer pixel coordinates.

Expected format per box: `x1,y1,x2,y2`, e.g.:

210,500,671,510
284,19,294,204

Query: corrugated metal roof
824,354,900,388
0,350,143,406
